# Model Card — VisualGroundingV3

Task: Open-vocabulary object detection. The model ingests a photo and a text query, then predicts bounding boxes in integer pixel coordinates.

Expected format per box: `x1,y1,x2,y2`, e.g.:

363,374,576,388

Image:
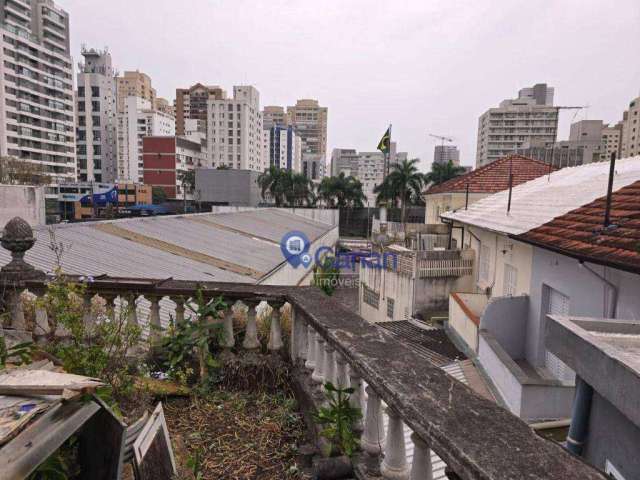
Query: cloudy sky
64,0,640,170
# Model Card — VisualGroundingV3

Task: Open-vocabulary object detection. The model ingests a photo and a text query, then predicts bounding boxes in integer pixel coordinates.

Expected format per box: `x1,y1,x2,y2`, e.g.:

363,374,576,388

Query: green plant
312,255,340,296
185,447,205,480
159,290,226,386
314,382,362,457
27,450,68,480
0,338,36,368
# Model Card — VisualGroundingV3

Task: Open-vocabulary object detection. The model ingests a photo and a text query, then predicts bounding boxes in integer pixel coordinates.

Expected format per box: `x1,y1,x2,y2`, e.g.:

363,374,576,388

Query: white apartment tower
621,95,640,158
0,0,76,192
117,96,175,182
76,47,117,183
262,126,302,172
476,83,558,168
433,145,460,165
207,85,264,171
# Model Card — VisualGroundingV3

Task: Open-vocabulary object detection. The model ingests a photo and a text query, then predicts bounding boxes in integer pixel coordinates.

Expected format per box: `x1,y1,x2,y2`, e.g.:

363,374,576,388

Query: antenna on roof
604,151,617,228
465,182,470,210
507,156,514,214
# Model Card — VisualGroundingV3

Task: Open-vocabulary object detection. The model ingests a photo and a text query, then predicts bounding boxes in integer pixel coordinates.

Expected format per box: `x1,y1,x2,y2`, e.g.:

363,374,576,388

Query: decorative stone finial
0,216,45,284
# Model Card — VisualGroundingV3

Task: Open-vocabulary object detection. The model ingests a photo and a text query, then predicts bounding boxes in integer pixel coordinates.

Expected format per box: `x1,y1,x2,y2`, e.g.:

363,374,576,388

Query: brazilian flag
377,126,391,154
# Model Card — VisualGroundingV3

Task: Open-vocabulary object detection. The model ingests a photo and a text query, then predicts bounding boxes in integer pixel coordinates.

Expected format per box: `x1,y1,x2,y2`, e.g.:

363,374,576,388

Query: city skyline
64,0,640,170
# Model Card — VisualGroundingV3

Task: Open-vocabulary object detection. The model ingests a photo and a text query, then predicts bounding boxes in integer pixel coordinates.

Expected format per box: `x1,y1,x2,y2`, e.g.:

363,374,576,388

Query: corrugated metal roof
0,210,334,283
442,156,640,235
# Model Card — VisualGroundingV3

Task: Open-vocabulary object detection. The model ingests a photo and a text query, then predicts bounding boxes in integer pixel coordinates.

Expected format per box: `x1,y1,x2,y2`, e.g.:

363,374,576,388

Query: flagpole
385,123,392,178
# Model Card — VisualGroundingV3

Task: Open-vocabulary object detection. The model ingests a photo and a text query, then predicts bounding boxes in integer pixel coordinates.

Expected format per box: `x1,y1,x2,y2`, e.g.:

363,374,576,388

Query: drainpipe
566,262,618,457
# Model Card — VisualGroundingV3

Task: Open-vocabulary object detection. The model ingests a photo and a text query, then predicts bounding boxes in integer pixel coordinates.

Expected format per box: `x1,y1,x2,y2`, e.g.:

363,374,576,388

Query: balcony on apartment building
448,293,574,422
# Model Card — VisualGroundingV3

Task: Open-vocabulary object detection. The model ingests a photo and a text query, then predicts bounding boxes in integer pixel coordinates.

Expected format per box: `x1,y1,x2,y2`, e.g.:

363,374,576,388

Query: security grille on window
362,285,379,309
387,298,394,319
503,264,517,296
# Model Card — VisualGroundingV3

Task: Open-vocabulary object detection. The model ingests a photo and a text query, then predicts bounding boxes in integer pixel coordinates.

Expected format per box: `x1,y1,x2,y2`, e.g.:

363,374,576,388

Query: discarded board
0,369,104,397
133,402,176,480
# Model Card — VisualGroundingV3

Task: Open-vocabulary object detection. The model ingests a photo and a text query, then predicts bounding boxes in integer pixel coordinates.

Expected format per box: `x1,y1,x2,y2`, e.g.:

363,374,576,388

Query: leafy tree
258,167,314,207
0,156,51,185
216,164,231,170
317,173,366,208
152,186,167,205
178,169,196,213
374,158,425,223
424,160,466,186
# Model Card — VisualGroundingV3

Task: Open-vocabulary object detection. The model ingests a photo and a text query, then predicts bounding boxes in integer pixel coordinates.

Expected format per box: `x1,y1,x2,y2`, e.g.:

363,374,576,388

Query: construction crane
428,133,454,147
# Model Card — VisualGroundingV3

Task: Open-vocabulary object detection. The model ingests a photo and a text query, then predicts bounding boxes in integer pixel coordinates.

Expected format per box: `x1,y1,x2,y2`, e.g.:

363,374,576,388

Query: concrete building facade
207,85,263,171
195,168,262,207
330,148,358,177
0,0,76,193
621,95,640,158
476,83,558,168
175,83,225,136
433,145,460,165
287,99,328,176
116,71,155,113
262,105,287,130
76,47,117,183
262,125,301,172
117,96,175,183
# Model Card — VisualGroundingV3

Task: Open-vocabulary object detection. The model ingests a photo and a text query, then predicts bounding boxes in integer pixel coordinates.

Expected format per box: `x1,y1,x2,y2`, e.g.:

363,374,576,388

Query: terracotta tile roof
517,181,640,274
425,154,554,195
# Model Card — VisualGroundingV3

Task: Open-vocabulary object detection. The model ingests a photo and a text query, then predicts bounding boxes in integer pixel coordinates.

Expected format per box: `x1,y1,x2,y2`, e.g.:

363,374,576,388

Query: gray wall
527,246,640,366
480,295,528,359
585,391,640,479
0,185,46,226
195,169,262,206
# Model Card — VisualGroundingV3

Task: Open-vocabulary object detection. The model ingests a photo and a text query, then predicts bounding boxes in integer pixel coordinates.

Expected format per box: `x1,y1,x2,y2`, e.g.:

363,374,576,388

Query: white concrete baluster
335,354,349,389
410,432,433,480
174,297,185,325
362,386,386,455
381,407,410,480
312,335,326,383
348,371,364,432
221,310,235,348
289,305,306,361
305,325,317,370
242,303,260,349
9,291,26,330
34,304,49,336
267,306,283,351
149,296,162,343
127,296,139,326
324,344,336,386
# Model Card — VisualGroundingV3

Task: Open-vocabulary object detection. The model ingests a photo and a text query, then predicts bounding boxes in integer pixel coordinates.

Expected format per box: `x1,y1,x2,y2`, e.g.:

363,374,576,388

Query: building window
91,86,100,97
503,264,517,296
479,244,490,283
387,298,394,319
362,285,379,309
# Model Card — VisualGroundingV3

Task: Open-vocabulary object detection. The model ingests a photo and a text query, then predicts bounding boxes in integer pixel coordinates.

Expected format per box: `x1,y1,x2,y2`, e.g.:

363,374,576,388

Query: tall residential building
262,125,301,172
601,122,623,161
287,99,328,158
116,96,175,182
476,83,558,168
621,95,640,158
330,148,358,177
433,145,460,165
175,84,225,136
302,154,325,182
262,106,287,129
0,0,76,192
76,47,117,183
207,85,263,171
116,71,155,113
154,97,174,117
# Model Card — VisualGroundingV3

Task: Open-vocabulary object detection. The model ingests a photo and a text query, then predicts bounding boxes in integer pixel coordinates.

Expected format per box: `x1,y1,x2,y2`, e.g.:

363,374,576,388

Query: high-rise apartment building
154,97,174,118
116,71,155,113
0,0,76,192
175,84,225,136
476,83,558,168
207,85,263,171
262,126,301,172
262,105,288,129
76,47,117,183
116,96,175,182
433,145,460,165
601,122,623,161
330,148,358,177
621,95,640,158
287,99,328,158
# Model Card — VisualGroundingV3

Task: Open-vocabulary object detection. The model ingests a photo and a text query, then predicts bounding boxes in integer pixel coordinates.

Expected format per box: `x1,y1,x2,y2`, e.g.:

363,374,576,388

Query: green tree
374,158,425,223
152,186,167,205
178,169,196,213
424,160,466,186
318,173,366,208
258,167,314,207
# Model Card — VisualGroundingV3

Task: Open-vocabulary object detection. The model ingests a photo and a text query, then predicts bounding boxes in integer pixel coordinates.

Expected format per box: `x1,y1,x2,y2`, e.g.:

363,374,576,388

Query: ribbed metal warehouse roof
442,156,640,235
0,210,335,283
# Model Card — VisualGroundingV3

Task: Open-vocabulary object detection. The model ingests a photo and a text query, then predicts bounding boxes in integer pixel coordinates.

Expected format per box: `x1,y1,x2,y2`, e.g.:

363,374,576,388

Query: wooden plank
0,400,100,480
0,384,101,396
133,403,176,480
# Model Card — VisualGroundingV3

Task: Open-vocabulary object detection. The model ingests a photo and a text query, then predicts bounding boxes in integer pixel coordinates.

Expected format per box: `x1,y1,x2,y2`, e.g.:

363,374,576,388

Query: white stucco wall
0,185,46,227
425,192,489,224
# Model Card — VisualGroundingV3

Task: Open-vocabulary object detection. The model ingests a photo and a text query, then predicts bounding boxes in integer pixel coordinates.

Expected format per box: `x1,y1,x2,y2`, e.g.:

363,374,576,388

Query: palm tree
317,173,366,208
374,159,425,223
258,167,314,207
424,160,466,186
177,169,195,213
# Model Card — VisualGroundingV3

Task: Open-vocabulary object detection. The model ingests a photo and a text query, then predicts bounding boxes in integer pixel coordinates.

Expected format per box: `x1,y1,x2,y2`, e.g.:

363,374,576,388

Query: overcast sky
64,0,640,171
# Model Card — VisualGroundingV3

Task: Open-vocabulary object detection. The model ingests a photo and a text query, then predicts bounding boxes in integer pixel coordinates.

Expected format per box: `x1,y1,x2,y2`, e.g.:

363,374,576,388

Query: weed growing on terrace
315,382,361,457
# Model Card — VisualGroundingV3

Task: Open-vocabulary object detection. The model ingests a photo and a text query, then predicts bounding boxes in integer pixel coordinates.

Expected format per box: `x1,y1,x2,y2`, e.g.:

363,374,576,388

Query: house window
479,244,491,283
544,287,575,384
387,298,394,319
362,285,379,309
503,264,517,296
